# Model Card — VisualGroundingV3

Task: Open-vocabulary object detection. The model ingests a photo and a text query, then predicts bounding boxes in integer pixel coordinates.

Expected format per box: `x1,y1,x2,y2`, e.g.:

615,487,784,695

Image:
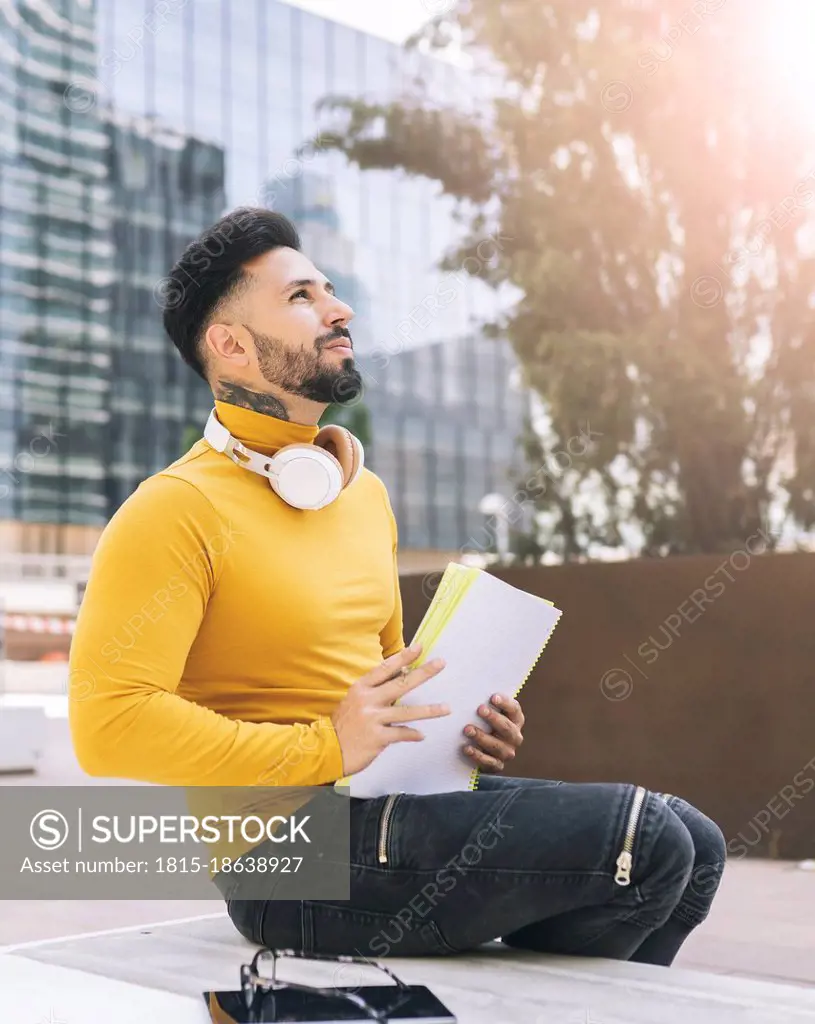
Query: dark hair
162,207,301,383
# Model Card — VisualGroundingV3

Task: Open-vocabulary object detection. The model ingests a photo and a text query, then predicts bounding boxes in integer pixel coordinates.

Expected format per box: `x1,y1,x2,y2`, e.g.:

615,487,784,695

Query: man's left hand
462,694,524,773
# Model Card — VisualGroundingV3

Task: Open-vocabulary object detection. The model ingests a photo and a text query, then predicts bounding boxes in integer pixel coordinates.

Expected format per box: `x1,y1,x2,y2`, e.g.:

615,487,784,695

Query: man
69,207,725,965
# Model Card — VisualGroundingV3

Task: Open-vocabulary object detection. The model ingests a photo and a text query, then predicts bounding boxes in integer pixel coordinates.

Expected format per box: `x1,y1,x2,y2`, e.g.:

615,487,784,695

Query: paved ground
677,859,815,987
11,920,815,1024
1,691,814,992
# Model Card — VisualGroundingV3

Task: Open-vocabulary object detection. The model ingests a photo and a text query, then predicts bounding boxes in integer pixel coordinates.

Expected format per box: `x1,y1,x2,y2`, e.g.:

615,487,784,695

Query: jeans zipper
615,785,646,886
377,793,400,865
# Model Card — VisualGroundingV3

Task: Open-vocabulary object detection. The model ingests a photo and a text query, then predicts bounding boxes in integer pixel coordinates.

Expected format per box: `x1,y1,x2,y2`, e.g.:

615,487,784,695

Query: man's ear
205,322,250,370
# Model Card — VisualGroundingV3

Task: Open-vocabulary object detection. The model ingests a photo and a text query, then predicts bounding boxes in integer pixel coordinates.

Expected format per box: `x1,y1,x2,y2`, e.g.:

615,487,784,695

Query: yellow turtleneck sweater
68,401,404,787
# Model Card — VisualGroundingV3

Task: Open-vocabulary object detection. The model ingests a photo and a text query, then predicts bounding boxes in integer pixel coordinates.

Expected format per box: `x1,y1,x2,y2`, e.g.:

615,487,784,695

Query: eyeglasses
238,947,412,1023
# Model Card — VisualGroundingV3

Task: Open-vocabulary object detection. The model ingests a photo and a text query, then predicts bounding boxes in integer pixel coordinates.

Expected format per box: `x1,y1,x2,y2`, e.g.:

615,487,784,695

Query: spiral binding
466,609,563,793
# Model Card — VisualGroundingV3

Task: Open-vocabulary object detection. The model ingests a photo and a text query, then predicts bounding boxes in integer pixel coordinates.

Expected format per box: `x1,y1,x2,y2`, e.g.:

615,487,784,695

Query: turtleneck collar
213,400,320,455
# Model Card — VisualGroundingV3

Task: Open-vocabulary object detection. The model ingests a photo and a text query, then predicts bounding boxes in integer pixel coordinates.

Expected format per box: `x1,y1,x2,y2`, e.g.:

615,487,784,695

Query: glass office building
0,0,113,550
102,109,225,518
358,337,523,550
1,0,525,555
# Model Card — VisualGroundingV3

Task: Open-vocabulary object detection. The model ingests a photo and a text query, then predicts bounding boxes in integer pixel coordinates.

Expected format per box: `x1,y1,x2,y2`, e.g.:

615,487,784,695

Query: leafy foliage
180,424,201,456
311,0,815,556
319,400,373,449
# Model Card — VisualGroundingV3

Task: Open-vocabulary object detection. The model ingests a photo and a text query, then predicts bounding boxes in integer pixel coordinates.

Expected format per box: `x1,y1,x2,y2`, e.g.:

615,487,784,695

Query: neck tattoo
214,380,291,421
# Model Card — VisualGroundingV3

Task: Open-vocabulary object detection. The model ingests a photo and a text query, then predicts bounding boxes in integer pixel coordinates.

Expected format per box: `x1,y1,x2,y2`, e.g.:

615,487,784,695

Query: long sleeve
378,482,405,659
68,475,344,786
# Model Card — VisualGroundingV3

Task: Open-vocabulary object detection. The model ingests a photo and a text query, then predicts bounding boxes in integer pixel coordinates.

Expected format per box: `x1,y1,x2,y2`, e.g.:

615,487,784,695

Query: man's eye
291,288,310,301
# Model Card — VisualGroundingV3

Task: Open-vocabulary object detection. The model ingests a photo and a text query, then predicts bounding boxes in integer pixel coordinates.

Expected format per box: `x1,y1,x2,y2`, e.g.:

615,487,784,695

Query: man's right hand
331,642,449,777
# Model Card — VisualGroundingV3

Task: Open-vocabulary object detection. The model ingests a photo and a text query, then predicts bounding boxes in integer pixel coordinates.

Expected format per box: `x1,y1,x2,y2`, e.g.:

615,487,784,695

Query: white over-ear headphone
203,407,364,510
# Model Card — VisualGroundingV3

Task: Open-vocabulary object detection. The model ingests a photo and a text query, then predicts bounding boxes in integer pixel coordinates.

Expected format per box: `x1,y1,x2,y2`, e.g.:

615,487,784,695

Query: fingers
383,725,425,744
488,694,525,729
382,702,450,725
464,725,516,764
364,642,423,687
463,742,505,773
379,656,446,703
475,702,523,748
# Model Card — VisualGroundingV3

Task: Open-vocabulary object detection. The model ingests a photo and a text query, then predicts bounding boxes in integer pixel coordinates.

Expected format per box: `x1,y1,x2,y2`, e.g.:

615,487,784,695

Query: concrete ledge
0,954,205,1023
0,705,46,771
12,913,815,1023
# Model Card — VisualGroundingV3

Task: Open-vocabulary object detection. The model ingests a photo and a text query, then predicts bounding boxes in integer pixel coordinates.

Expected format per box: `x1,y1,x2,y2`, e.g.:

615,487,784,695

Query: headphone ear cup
314,425,364,488
270,444,344,510
347,432,364,485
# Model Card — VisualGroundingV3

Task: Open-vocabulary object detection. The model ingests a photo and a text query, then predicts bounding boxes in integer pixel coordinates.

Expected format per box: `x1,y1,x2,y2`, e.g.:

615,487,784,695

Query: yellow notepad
338,562,562,798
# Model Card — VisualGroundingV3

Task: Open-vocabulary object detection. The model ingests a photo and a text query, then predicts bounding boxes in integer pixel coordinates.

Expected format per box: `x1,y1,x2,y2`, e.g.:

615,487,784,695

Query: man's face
227,246,362,404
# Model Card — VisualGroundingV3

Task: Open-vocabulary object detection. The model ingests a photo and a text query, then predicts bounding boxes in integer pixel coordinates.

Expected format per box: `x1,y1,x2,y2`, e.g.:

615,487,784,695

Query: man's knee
639,797,695,909
663,795,727,905
226,898,259,943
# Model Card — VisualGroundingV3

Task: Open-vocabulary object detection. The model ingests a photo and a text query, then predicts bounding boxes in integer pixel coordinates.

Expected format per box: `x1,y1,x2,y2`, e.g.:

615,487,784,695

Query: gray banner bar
0,786,350,900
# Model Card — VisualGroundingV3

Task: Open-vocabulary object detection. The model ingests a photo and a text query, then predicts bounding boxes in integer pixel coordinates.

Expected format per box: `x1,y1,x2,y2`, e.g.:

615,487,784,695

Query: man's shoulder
357,467,392,503
106,446,222,532
358,465,385,489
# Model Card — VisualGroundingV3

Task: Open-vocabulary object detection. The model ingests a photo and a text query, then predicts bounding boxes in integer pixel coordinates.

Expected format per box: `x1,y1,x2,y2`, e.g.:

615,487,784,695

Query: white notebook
340,563,562,798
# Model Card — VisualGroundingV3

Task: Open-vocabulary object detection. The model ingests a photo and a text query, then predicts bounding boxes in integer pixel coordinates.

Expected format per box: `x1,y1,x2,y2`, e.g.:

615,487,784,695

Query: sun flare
758,6,815,119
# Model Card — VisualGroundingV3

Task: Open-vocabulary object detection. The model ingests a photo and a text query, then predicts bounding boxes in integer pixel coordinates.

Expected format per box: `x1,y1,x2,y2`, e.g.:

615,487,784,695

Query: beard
246,325,363,405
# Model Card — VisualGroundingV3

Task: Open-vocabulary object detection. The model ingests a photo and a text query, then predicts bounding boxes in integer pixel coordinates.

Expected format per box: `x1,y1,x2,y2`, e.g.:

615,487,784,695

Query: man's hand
331,642,450,777
462,694,525,773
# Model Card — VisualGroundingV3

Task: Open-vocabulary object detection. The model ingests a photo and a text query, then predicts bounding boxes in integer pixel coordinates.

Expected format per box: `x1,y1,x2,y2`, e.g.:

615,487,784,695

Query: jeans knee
638,797,695,914
227,899,261,944
664,796,727,915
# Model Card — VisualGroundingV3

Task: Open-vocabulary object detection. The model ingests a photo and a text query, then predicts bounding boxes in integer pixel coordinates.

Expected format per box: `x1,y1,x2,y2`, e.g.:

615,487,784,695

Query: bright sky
282,0,440,44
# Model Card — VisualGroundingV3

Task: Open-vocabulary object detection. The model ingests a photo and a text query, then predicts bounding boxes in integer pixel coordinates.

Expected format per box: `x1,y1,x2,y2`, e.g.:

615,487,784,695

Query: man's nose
325,295,355,328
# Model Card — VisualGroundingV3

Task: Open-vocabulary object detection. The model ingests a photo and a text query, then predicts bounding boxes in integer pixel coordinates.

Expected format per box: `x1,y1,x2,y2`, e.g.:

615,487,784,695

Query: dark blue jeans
224,777,726,966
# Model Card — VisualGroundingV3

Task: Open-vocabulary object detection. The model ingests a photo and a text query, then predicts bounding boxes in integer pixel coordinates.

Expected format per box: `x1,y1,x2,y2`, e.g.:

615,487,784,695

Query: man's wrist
316,715,346,783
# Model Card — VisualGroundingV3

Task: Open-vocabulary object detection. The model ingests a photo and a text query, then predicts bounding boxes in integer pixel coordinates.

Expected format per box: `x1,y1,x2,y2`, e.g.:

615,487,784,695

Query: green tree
309,0,815,556
319,400,373,449
180,424,201,456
